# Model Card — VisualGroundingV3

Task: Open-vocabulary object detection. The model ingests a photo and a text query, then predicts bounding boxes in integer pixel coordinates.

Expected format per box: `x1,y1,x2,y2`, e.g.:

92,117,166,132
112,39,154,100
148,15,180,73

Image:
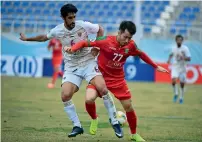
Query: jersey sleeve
79,20,99,34
71,36,107,52
47,28,57,39
184,46,191,57
129,41,157,68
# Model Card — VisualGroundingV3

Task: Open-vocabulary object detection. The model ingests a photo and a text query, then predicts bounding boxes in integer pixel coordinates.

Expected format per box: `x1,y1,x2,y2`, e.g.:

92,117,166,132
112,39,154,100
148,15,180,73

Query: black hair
60,4,78,18
119,21,136,35
175,34,184,41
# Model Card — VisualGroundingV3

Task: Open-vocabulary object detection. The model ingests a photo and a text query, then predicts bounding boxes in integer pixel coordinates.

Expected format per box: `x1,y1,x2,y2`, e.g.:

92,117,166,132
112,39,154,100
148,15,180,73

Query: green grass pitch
1,76,202,142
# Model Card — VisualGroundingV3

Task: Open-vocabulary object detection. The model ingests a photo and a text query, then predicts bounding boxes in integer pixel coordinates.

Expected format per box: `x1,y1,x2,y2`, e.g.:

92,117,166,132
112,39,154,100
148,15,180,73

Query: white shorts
62,61,102,87
171,66,186,83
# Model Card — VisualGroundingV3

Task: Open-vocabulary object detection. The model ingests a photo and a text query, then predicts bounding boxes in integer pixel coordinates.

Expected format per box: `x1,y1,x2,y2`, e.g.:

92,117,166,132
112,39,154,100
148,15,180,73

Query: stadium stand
1,1,202,40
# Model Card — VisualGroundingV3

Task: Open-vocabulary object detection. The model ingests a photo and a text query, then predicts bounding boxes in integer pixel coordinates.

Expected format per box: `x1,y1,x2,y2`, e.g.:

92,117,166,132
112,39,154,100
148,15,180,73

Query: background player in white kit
167,35,191,104
19,4,123,138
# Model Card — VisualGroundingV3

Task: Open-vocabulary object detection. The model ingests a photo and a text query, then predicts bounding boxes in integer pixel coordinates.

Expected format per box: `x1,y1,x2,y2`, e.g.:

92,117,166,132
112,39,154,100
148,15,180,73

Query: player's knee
123,103,133,112
99,87,108,96
61,90,73,102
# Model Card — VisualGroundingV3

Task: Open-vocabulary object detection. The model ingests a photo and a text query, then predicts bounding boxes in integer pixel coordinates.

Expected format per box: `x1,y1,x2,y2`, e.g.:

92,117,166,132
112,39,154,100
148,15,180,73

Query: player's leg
171,68,179,102
110,83,145,141
120,99,145,141
61,72,84,137
48,59,63,88
179,71,186,104
85,84,100,135
85,61,123,138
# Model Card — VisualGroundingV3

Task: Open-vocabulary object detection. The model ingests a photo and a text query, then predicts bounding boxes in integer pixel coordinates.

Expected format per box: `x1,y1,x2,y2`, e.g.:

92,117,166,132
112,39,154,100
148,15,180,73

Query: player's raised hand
156,66,169,73
19,33,27,41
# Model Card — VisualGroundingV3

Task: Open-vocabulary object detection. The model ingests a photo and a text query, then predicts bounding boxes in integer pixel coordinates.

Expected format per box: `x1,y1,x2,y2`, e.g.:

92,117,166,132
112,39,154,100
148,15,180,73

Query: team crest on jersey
77,32,82,37
125,49,129,54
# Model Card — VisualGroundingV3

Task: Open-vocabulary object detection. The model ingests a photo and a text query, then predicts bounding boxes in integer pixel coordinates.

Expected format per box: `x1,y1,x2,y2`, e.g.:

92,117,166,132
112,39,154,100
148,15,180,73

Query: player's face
176,37,183,47
63,13,76,30
118,29,133,46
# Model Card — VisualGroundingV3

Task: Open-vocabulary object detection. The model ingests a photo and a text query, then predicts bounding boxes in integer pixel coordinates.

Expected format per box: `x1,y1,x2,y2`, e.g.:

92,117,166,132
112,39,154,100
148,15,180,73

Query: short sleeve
184,46,191,57
47,28,56,39
79,21,99,34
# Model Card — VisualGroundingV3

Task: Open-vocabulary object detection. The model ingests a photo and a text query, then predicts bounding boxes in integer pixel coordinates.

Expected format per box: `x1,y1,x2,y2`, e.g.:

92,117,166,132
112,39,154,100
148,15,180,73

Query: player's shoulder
75,20,92,27
181,45,189,50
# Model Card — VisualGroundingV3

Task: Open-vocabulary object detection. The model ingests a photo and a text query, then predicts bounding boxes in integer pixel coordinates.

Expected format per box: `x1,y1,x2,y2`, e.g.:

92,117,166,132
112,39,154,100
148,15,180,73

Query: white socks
173,84,178,96
102,93,118,125
63,100,81,128
180,87,185,99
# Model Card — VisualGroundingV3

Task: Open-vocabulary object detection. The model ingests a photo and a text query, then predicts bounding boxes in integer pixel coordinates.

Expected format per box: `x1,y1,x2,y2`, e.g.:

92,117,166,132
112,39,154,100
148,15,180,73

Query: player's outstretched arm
139,52,169,73
19,33,49,42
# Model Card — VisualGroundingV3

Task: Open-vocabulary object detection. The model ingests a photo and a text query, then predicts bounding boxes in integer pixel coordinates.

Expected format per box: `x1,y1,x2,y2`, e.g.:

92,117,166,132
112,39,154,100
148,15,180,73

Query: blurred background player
19,3,122,138
47,38,63,89
67,21,169,141
167,35,191,104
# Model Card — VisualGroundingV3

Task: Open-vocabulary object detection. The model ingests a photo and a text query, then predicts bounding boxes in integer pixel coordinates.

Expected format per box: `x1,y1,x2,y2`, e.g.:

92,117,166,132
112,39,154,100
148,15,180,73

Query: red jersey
48,38,62,58
71,36,157,87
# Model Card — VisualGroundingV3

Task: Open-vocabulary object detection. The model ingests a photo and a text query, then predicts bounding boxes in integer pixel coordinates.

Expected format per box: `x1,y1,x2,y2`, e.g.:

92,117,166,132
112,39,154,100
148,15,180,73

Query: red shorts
52,57,62,67
86,81,131,100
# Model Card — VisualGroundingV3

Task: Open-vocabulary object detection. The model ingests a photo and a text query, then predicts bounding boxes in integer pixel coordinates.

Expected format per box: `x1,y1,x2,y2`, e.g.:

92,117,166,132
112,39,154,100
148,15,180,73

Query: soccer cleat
179,98,183,104
130,133,145,141
173,95,178,103
89,117,98,135
47,83,54,89
112,122,123,138
68,126,84,138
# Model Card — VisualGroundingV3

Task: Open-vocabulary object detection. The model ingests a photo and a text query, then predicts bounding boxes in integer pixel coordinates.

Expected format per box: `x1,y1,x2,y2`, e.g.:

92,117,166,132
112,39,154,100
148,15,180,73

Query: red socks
85,102,97,119
126,111,137,134
52,71,63,84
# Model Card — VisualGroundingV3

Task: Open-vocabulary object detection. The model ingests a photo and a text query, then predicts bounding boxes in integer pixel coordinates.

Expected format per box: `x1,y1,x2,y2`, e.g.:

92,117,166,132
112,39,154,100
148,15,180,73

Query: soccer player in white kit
167,35,191,104
19,4,123,138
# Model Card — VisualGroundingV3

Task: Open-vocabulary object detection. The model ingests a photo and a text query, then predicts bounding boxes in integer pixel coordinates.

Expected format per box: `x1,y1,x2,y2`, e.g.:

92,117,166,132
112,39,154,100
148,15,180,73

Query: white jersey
47,20,99,68
171,45,191,71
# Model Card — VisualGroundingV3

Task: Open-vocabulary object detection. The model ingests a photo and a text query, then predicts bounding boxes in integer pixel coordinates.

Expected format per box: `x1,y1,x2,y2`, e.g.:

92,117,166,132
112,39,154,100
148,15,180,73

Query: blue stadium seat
153,1,160,5
112,5,119,10
33,9,41,15
13,1,21,7
162,1,169,5
143,1,151,5
31,2,38,7
170,28,176,34
149,6,155,12
16,9,23,14
4,1,12,7
1,8,6,14
125,12,132,17
25,23,34,28
158,6,165,12
121,5,128,11
25,9,33,14
107,26,113,32
22,1,29,7
188,14,196,21
144,13,151,19
183,7,191,13
38,2,46,8
141,6,146,11
103,4,109,9
193,7,200,13
179,29,187,35
7,8,14,14
93,4,100,9
84,4,91,9
48,2,55,8
14,23,21,28
144,27,151,33
154,13,160,19
107,11,114,16
179,13,188,20
3,22,12,28
43,10,49,15
88,10,95,16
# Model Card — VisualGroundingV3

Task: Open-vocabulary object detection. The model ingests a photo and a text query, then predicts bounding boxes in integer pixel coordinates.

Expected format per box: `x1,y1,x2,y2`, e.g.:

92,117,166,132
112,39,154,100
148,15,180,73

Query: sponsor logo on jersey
109,47,116,50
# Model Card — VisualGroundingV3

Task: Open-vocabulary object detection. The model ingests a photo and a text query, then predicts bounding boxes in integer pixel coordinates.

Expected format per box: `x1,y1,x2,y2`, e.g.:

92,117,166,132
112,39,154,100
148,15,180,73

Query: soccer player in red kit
47,38,63,88
66,21,168,141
